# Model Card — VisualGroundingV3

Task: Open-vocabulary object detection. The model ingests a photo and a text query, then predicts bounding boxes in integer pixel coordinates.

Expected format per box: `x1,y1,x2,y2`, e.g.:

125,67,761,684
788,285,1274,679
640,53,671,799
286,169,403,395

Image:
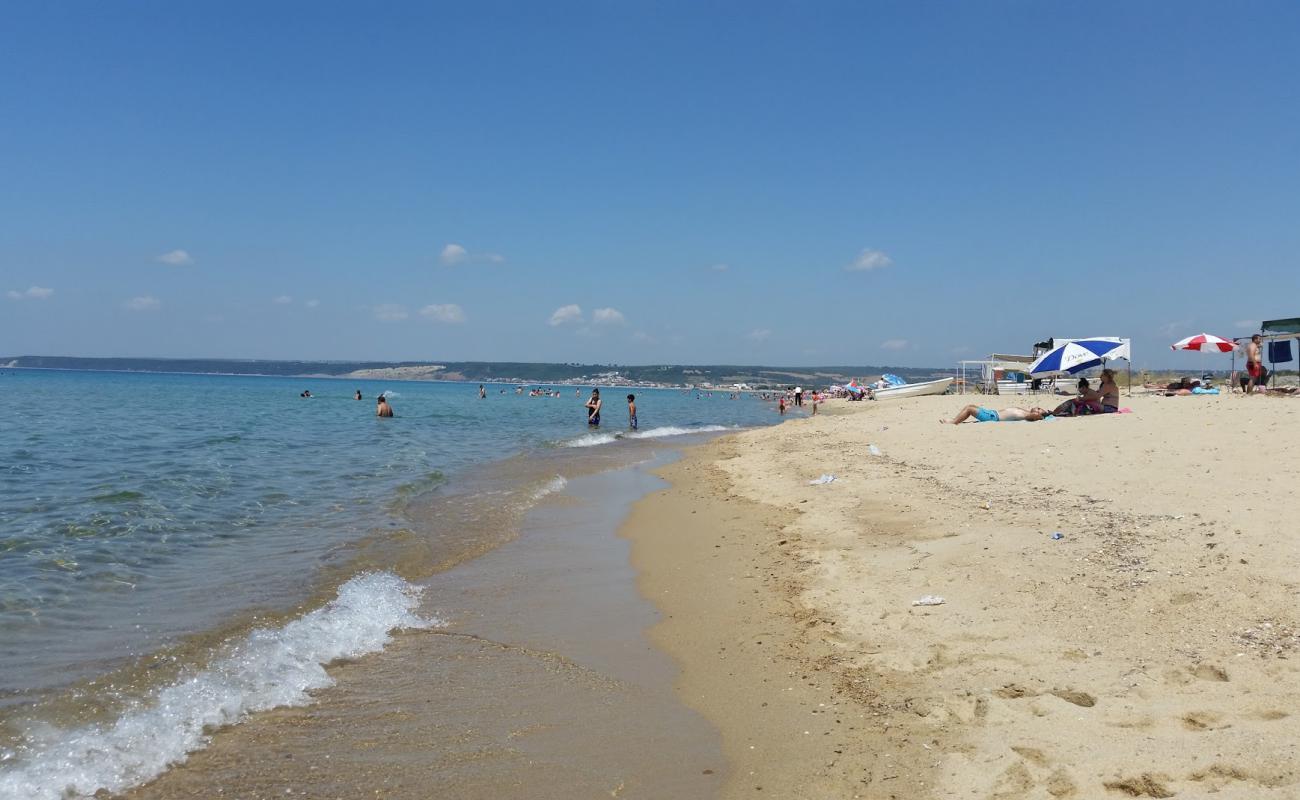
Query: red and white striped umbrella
1170,333,1234,352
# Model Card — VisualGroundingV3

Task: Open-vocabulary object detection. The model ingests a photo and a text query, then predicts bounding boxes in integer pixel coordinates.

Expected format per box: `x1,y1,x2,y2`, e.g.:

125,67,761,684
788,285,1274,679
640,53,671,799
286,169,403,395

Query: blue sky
3,2,1298,368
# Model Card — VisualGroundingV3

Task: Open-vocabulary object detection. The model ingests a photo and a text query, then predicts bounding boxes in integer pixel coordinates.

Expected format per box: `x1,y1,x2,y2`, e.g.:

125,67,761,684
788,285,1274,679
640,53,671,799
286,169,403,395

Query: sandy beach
623,393,1300,798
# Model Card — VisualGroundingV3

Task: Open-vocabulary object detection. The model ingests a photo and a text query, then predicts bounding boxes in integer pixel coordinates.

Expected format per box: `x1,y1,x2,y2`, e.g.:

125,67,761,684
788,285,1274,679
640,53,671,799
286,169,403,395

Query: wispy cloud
549,304,583,326
747,329,772,342
1159,320,1190,336
6,286,54,300
1234,319,1259,330
440,242,505,266
845,248,893,272
710,263,730,272
305,299,320,308
632,330,656,343
592,307,626,326
880,338,909,351
373,303,409,322
156,249,194,267
420,303,466,323
273,295,293,305
124,295,160,311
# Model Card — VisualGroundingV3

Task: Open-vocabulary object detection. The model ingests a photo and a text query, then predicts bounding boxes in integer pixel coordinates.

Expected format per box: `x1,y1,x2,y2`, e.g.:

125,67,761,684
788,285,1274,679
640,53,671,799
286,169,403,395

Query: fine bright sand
622,393,1300,799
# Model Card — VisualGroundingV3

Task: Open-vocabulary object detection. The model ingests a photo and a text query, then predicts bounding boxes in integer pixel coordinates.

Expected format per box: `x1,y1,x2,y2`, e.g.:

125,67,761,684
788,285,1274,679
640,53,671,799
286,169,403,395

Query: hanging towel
1268,340,1294,363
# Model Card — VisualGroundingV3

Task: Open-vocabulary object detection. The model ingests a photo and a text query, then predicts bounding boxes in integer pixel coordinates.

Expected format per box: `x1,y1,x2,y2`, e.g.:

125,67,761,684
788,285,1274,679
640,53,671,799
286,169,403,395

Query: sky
2,2,1299,368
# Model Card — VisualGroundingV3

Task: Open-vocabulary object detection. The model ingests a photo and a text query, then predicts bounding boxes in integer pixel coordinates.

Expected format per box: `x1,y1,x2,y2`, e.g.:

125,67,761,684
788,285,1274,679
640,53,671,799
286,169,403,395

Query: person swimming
376,395,394,417
355,389,363,401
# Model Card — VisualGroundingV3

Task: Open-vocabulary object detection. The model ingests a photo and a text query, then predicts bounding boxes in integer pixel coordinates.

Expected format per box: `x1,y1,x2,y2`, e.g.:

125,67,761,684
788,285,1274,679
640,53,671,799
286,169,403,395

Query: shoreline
622,393,1300,798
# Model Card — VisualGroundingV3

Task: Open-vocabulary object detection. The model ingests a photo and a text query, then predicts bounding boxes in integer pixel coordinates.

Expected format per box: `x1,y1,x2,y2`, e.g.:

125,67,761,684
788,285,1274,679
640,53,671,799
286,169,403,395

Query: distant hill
0,356,947,389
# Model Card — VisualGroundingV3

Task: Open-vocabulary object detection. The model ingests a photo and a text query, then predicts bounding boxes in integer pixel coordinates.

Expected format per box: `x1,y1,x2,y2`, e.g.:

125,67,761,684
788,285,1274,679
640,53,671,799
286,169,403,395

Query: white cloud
373,303,409,322
420,303,466,324
710,263,730,272
1234,319,1259,330
440,244,468,265
880,338,909,351
592,307,626,326
845,248,893,272
273,295,293,305
440,242,504,266
549,304,583,326
747,329,772,342
6,286,54,300
305,299,320,308
156,249,194,266
124,295,160,311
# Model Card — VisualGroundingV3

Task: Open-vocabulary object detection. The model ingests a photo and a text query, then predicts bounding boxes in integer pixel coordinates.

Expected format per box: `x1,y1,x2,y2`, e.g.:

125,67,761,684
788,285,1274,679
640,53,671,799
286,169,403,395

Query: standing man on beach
1246,334,1263,394
794,386,803,407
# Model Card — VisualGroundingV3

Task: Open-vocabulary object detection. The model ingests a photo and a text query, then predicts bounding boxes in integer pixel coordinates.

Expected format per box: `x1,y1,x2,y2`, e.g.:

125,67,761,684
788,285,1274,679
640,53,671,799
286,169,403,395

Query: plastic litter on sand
809,474,836,485
912,595,946,606
1051,531,1064,540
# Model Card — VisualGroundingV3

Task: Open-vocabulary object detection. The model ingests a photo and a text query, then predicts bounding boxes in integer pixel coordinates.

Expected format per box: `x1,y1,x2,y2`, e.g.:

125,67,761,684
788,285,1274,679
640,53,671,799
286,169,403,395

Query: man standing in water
376,395,394,417
794,386,803,407
626,394,637,430
585,388,602,426
479,384,486,399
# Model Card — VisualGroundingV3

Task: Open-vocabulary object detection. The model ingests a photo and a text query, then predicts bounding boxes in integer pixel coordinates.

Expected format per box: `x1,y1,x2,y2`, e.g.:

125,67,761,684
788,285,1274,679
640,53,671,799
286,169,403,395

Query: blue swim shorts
974,407,1000,423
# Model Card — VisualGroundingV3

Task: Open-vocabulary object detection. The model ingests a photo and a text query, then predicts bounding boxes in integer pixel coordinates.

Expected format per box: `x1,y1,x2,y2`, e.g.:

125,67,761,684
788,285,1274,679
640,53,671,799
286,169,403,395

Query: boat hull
872,377,953,400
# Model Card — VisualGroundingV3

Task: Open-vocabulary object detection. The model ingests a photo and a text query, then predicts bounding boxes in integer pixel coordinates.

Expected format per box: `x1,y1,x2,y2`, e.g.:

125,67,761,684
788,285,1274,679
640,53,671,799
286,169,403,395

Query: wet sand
127,453,723,799
622,393,1300,799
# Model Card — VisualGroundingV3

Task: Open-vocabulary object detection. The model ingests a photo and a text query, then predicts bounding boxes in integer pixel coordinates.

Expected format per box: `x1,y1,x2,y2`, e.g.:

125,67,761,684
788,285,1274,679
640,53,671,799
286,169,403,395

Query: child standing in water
626,394,637,430
585,389,602,426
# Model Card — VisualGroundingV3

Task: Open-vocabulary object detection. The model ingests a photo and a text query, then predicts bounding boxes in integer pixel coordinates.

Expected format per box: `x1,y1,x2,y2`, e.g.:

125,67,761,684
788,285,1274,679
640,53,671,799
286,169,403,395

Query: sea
0,369,783,799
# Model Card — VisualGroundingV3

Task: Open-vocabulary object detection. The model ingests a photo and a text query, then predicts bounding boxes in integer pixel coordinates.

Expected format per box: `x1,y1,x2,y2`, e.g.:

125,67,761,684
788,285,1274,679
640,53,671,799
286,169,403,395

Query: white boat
872,377,953,400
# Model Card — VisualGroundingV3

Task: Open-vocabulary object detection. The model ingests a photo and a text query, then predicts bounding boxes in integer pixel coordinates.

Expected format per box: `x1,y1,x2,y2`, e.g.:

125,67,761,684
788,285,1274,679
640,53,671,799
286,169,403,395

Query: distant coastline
0,356,948,390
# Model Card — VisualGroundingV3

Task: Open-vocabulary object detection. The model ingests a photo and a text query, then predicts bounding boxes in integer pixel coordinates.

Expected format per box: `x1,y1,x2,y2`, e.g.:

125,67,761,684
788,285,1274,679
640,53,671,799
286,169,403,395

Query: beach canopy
1029,338,1128,375
1171,333,1234,353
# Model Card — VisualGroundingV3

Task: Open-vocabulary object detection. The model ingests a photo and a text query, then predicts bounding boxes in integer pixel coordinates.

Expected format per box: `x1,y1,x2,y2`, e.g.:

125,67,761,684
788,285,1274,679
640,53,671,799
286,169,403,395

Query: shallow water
0,369,775,798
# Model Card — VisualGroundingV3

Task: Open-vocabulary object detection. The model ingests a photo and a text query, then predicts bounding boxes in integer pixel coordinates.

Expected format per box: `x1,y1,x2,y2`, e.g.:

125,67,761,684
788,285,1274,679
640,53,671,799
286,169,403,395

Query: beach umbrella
1170,333,1234,353
1171,333,1234,379
1029,338,1126,375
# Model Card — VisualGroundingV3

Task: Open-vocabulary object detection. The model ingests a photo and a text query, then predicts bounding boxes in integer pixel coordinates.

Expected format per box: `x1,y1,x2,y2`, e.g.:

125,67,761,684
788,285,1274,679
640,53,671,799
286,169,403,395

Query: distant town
1,356,947,390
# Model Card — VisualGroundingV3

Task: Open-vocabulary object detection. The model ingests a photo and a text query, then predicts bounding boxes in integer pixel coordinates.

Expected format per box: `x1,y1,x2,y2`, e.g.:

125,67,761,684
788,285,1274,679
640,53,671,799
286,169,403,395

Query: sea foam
0,572,434,800
530,475,569,501
563,424,734,448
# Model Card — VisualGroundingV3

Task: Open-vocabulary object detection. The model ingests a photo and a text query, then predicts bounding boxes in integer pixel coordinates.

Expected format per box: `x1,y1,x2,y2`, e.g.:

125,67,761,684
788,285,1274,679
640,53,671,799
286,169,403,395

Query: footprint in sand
1102,773,1175,797
1180,710,1230,731
1049,688,1096,708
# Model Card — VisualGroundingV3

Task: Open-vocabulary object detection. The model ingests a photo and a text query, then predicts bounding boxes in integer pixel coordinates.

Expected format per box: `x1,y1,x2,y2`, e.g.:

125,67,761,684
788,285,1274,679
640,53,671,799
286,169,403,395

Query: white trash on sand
809,474,837,485
912,595,946,606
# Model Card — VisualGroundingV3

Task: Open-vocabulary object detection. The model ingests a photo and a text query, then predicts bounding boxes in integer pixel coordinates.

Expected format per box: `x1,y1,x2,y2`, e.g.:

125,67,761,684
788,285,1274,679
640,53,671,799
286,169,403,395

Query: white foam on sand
563,425,734,448
530,475,569,501
0,572,435,800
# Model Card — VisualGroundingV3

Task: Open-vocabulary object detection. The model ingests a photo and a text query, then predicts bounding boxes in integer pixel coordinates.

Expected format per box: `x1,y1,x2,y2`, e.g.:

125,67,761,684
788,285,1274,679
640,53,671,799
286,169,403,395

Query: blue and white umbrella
1029,338,1126,375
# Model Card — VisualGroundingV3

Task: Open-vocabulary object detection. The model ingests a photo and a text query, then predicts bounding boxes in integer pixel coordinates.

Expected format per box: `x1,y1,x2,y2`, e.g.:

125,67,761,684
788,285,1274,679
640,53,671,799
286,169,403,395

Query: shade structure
1171,333,1234,353
1029,338,1127,375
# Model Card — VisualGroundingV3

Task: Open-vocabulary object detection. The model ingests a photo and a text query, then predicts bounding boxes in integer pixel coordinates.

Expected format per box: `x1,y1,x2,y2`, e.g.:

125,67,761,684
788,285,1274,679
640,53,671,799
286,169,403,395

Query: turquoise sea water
0,369,786,798
0,370,778,705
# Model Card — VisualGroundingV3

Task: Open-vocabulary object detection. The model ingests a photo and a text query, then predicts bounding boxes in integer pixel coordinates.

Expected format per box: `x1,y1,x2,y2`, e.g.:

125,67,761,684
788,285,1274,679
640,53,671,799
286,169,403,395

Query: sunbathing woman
1098,369,1120,412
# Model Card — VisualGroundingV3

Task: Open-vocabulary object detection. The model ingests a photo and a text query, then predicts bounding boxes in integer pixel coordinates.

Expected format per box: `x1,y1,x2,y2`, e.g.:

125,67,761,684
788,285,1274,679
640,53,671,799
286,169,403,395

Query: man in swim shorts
585,388,602,426
1246,334,1263,394
942,405,1050,424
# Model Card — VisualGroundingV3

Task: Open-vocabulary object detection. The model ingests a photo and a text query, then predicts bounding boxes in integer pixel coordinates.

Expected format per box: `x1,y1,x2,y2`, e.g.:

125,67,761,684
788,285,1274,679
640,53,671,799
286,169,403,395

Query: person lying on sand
942,405,1051,424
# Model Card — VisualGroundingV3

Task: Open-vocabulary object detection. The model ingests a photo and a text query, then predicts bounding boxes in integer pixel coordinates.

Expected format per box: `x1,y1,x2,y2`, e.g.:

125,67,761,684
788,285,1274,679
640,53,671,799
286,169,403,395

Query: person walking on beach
1246,334,1263,393
626,394,638,430
376,395,394,417
585,389,602,426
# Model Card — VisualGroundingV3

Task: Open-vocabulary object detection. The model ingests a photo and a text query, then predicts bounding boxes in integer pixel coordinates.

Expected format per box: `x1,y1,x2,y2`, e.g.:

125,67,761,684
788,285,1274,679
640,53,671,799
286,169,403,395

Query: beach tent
1231,318,1300,388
